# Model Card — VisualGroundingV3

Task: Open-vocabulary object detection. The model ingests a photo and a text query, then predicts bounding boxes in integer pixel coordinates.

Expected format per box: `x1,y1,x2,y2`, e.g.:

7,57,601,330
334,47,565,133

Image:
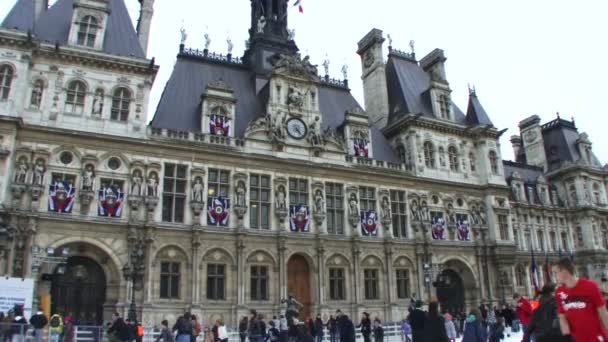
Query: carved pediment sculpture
271,53,320,80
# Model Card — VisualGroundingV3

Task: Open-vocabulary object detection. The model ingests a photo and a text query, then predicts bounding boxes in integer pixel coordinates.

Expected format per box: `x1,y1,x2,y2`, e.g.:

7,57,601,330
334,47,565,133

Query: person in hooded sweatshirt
461,308,487,342
407,301,425,342
443,313,457,342
526,283,570,342
421,302,448,342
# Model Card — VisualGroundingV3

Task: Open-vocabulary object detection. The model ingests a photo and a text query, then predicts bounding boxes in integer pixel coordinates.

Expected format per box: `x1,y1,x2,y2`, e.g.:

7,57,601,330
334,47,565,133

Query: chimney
136,0,155,56
357,29,389,128
34,0,49,23
510,135,522,161
420,48,447,82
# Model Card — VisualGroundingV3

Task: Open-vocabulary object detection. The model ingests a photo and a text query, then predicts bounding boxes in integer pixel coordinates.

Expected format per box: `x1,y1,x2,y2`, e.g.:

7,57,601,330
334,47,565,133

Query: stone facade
1,0,607,329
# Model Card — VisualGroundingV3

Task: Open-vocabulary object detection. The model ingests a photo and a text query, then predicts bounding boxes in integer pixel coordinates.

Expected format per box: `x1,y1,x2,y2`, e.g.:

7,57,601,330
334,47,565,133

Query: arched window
469,152,477,172
489,150,498,174
0,65,14,100
448,146,458,171
561,232,568,251
111,87,131,121
65,80,87,114
537,230,545,251
550,231,557,251
77,16,98,47
602,225,608,249
423,142,435,168
30,79,44,108
515,265,525,287
397,145,407,165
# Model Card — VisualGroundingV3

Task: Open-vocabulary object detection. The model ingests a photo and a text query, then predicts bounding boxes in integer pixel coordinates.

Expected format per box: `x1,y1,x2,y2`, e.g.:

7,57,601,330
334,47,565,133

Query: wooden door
287,255,312,320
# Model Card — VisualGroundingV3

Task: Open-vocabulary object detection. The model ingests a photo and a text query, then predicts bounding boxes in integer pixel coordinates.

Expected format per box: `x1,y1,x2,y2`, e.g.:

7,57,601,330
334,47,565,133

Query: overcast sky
2,0,607,163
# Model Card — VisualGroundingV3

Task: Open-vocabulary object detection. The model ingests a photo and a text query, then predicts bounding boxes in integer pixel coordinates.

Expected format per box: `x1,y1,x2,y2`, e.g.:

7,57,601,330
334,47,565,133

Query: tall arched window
65,80,87,114
30,79,44,108
0,65,14,100
515,265,525,287
448,146,459,171
111,87,131,121
593,183,602,205
489,150,498,174
439,95,450,119
77,16,98,47
423,142,435,168
469,152,477,172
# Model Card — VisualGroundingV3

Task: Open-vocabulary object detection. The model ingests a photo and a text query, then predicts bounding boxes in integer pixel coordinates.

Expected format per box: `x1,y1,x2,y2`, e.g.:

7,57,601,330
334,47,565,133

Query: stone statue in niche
380,196,391,223
32,158,46,186
511,182,520,201
82,164,95,190
192,177,204,203
275,185,286,210
92,89,104,116
314,190,324,214
420,201,430,222
131,170,143,196
30,81,43,109
478,204,487,225
257,15,266,34
308,117,324,147
348,193,359,217
410,199,421,221
147,172,158,197
14,157,29,183
446,202,456,224
267,113,286,143
235,181,246,207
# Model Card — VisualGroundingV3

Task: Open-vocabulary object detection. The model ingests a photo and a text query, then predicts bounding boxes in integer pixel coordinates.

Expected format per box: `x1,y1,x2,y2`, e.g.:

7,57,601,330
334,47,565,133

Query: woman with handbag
525,283,570,342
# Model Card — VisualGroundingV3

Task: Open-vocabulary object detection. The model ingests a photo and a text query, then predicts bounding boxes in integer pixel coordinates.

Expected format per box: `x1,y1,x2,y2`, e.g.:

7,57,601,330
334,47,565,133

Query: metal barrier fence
0,323,409,342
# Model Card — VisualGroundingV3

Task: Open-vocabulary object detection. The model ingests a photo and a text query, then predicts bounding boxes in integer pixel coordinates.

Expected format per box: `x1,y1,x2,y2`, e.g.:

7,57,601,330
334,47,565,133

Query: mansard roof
1,0,146,59
150,51,399,163
385,54,468,126
541,118,602,170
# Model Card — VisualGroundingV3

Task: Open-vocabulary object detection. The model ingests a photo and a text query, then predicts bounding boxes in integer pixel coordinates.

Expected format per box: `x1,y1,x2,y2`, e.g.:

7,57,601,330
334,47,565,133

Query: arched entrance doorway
435,269,465,314
51,256,106,324
287,254,312,319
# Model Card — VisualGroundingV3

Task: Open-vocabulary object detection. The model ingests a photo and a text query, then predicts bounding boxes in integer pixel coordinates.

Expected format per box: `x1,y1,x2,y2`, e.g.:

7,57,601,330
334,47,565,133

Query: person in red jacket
513,293,533,337
554,257,608,342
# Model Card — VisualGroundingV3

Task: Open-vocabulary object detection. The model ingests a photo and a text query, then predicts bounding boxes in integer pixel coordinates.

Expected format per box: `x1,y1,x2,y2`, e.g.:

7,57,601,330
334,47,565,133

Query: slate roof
150,55,400,163
503,161,547,204
466,92,494,127
385,55,469,126
541,118,602,170
1,0,146,59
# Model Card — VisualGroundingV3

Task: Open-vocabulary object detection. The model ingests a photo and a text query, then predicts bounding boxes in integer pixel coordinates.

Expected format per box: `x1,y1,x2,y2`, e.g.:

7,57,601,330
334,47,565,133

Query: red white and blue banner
456,214,470,241
361,210,378,236
290,204,310,232
209,115,231,136
431,212,446,240
208,197,230,226
353,138,369,158
98,185,124,217
48,181,75,213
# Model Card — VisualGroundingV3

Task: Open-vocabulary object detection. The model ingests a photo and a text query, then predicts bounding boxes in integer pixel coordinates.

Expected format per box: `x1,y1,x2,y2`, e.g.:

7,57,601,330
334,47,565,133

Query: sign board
0,277,34,318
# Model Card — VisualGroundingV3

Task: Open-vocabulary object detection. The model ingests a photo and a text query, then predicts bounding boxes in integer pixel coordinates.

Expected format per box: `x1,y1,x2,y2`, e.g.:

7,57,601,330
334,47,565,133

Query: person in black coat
526,284,570,342
358,312,372,342
109,313,131,342
422,302,448,342
338,315,355,342
407,301,426,342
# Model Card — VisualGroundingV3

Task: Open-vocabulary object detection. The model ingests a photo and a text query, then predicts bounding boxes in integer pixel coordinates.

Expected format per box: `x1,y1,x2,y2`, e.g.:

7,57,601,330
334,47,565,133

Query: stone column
351,240,361,314
414,245,425,302
316,242,326,307
191,232,201,304
475,246,487,300
278,236,287,299
383,242,394,320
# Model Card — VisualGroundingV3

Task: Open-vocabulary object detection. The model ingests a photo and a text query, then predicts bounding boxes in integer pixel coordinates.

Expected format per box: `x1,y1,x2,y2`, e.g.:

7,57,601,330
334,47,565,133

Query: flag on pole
544,252,552,284
293,0,304,13
531,249,539,293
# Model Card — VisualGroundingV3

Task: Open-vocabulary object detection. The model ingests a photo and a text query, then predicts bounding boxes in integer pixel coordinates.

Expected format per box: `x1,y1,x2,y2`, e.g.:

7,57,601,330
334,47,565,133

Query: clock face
286,118,307,139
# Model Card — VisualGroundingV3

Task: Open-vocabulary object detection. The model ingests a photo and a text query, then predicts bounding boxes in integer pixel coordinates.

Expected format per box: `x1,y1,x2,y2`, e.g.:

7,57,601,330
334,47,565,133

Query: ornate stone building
0,0,606,327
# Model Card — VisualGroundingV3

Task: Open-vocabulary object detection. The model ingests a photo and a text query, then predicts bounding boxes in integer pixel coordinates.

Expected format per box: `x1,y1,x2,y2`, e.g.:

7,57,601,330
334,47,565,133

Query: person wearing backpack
173,313,193,342
526,284,570,342
266,320,280,342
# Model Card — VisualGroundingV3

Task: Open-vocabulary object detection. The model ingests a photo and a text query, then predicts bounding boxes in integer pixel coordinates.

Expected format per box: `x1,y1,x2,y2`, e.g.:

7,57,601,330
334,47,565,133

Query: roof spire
468,84,476,96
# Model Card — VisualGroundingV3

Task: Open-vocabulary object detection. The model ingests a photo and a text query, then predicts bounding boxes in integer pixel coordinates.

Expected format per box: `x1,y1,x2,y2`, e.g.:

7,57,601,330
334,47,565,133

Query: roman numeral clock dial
286,118,307,139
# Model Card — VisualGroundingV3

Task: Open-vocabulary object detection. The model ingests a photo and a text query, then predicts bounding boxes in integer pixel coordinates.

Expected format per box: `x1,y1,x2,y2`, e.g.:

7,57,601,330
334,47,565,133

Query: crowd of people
2,258,607,342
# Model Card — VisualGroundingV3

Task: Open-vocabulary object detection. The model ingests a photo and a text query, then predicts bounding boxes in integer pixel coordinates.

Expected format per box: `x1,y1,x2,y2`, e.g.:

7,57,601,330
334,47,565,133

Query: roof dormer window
439,94,451,119
77,16,99,48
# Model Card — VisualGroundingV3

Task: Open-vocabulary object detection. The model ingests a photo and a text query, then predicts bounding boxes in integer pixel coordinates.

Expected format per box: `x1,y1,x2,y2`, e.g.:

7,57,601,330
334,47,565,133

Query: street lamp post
123,240,145,322
423,262,444,302
30,246,70,310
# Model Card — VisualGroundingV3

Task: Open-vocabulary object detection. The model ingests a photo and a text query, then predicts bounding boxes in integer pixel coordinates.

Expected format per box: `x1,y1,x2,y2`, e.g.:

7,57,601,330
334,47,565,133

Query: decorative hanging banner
98,185,124,217
361,210,378,236
209,115,231,136
353,138,370,158
430,212,446,240
208,197,230,226
290,204,310,232
48,181,76,213
456,213,471,241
